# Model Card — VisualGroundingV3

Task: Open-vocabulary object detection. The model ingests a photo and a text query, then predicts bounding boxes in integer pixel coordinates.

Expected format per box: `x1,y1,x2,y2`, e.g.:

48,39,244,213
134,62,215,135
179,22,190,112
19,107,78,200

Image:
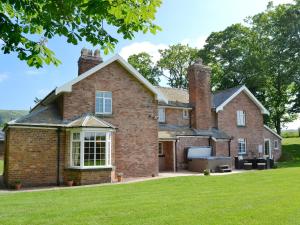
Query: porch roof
67,115,116,129
158,124,230,140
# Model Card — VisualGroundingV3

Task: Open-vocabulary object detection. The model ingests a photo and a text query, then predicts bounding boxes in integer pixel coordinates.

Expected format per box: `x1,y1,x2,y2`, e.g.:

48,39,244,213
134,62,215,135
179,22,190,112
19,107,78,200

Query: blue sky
0,0,296,128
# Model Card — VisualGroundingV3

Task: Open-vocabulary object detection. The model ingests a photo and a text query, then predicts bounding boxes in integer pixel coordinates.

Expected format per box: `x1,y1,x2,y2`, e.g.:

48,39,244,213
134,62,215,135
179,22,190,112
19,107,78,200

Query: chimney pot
78,48,103,76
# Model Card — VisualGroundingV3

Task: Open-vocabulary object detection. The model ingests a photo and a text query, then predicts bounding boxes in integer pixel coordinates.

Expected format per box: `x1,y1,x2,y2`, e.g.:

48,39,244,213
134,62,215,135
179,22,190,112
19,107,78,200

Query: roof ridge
213,85,244,95
156,86,188,91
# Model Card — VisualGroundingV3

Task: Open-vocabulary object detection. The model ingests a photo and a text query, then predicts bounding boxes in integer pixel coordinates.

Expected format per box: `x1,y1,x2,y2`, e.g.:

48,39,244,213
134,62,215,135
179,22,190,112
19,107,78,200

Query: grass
278,137,300,168
1,169,300,225
0,138,299,225
281,130,299,138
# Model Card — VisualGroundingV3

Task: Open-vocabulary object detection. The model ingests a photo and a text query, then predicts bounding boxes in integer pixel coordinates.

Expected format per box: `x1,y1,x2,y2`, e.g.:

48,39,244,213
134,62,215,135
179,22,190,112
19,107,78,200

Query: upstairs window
237,110,246,126
96,91,112,114
158,108,165,123
238,138,246,154
183,109,189,119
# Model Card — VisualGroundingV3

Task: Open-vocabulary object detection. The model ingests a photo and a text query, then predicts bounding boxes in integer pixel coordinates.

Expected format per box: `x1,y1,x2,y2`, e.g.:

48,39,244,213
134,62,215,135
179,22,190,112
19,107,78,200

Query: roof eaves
55,54,168,103
215,85,269,115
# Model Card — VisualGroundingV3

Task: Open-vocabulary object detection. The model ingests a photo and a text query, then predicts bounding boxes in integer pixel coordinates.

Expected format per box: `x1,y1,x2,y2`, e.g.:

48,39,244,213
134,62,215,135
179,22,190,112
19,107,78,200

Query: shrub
203,169,210,176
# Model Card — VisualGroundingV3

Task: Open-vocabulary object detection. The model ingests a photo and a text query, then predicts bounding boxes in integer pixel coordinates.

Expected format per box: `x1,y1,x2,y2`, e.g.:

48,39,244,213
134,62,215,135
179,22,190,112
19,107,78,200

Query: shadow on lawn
278,141,300,168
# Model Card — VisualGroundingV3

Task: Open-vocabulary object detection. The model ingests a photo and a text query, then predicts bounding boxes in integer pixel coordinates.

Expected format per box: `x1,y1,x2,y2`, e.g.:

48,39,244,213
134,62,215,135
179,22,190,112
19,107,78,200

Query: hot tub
187,147,232,172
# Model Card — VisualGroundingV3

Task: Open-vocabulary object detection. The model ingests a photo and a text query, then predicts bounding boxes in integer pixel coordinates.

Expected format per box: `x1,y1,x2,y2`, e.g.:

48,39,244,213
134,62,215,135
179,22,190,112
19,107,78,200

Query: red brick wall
62,61,158,177
176,137,209,169
217,91,264,158
188,62,212,130
4,128,66,187
165,108,189,126
263,128,282,161
212,140,230,157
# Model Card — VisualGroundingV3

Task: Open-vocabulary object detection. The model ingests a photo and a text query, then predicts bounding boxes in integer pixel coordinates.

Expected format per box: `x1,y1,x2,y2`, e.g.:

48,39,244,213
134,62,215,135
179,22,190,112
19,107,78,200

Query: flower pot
117,174,123,182
15,183,22,190
67,180,74,187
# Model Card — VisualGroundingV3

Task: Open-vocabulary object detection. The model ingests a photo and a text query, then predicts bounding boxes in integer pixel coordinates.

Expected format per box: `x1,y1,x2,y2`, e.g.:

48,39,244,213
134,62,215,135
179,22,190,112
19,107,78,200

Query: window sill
66,166,113,171
237,125,246,128
95,114,113,118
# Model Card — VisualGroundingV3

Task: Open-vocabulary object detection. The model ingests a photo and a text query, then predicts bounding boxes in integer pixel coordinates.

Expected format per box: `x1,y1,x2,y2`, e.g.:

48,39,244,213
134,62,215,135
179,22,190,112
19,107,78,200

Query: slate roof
212,85,243,108
156,85,243,109
8,104,116,129
158,124,230,140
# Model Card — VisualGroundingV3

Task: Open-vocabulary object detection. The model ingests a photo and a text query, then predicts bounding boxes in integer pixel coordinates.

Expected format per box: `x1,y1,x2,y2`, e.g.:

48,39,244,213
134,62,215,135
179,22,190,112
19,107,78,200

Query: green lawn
0,139,299,225
278,137,300,168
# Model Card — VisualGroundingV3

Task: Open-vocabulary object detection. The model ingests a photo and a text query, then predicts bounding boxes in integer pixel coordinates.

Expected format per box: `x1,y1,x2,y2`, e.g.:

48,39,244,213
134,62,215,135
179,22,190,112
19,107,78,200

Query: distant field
0,109,28,127
281,130,299,138
278,137,300,168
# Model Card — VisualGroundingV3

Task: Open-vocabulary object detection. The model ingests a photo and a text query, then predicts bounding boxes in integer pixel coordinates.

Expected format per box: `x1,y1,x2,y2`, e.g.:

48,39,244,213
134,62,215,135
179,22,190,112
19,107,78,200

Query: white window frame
158,108,166,123
238,138,246,154
274,139,279,150
158,142,164,156
183,109,189,119
264,139,271,157
70,128,112,169
237,110,246,126
95,91,112,115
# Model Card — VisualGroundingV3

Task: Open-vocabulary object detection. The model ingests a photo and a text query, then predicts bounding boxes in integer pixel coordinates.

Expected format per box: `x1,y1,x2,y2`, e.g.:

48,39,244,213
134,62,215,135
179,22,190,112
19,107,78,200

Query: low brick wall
64,168,112,185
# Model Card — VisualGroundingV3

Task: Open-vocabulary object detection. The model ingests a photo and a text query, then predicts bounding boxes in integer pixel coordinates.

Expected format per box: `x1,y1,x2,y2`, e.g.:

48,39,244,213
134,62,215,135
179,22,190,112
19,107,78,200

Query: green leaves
200,1,300,134
0,0,162,68
128,52,161,86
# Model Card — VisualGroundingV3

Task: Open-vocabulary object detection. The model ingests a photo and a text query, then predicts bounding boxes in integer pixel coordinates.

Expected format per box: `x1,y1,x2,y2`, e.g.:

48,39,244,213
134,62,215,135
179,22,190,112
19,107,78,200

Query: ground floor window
158,142,164,156
274,139,279,149
238,138,246,154
264,139,270,156
70,130,112,168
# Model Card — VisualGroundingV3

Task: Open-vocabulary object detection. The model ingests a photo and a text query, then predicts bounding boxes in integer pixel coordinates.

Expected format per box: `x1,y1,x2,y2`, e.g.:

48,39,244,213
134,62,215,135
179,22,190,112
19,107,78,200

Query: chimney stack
188,58,212,130
78,48,103,76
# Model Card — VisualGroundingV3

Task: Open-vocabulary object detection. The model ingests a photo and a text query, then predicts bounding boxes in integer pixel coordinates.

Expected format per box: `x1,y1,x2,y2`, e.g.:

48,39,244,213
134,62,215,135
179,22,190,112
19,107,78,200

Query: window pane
96,92,104,98
72,141,81,166
72,133,80,140
104,99,112,113
104,92,112,98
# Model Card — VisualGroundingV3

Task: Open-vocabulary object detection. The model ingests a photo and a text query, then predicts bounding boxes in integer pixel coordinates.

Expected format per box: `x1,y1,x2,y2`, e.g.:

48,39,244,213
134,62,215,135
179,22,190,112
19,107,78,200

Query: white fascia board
55,54,168,103
264,125,283,140
216,85,269,115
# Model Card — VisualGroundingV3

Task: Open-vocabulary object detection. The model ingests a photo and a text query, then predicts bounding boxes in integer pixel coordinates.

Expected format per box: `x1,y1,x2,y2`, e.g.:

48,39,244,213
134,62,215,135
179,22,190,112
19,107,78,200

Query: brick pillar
188,58,212,130
78,48,103,76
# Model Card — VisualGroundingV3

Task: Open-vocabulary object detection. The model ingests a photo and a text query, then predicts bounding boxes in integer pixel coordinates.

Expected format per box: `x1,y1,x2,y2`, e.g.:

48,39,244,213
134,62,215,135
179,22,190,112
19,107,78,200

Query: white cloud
0,73,8,82
272,0,294,5
181,36,207,49
119,41,167,62
25,69,46,76
119,36,208,64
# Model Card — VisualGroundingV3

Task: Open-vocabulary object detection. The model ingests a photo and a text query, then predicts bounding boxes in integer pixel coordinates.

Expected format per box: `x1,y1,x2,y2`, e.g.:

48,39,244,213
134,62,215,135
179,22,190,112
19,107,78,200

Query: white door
264,139,272,158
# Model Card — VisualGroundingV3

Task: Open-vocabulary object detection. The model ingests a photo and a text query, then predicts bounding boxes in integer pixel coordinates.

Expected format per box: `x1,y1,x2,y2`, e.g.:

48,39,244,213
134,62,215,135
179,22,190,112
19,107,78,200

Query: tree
0,0,162,68
157,44,199,89
128,52,161,85
199,1,300,134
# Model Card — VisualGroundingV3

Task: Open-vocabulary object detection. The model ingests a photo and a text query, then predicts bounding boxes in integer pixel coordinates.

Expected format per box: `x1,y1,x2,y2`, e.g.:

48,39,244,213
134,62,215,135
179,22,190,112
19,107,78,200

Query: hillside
0,110,28,127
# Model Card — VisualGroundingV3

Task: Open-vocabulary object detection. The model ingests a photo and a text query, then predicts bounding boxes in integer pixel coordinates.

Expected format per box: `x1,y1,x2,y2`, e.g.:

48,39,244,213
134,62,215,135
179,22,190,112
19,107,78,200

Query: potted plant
15,180,22,190
117,172,123,182
67,179,74,187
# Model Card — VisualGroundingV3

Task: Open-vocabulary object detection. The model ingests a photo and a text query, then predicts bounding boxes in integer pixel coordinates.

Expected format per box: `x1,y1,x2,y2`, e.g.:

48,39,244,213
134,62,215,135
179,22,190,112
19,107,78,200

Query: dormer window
237,110,246,126
96,91,112,114
158,108,165,123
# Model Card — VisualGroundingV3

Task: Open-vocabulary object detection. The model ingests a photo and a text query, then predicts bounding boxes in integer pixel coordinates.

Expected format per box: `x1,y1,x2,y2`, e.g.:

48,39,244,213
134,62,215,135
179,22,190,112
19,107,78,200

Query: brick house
3,49,282,187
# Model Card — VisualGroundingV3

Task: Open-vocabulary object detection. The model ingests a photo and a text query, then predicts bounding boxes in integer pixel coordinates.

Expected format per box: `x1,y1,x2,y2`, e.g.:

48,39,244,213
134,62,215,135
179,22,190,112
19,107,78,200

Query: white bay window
70,129,112,168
